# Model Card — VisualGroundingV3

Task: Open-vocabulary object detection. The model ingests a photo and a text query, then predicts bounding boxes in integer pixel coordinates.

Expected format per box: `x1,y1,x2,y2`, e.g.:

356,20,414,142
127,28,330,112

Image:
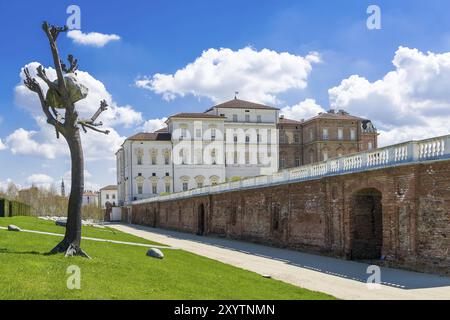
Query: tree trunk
50,128,90,258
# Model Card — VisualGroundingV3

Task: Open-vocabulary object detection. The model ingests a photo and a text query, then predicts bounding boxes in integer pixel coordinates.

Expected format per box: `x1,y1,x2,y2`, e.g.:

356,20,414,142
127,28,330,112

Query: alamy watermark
366,265,381,290
66,265,81,290
66,5,81,30
367,5,381,30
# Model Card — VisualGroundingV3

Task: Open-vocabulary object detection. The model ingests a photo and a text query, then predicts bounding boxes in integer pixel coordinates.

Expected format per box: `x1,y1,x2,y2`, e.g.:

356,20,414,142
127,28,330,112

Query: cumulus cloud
141,117,167,133
11,62,141,160
328,47,450,146
280,99,325,121
26,173,54,189
0,178,15,192
136,47,320,104
6,127,64,159
0,139,6,150
67,30,120,47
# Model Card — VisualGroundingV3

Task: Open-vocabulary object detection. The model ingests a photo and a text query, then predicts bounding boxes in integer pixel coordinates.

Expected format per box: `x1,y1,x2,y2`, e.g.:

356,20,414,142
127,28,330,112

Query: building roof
100,185,118,191
168,112,226,120
83,191,98,196
279,117,303,125
206,98,279,112
126,132,172,141
302,110,365,124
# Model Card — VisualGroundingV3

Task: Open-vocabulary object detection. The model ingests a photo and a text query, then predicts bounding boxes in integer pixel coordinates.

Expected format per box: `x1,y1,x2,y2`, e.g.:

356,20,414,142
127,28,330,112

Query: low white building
99,185,118,209
82,191,99,206
116,98,279,206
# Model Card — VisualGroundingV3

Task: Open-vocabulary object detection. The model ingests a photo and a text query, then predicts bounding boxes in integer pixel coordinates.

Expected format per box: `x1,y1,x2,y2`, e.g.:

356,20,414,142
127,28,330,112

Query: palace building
116,98,377,205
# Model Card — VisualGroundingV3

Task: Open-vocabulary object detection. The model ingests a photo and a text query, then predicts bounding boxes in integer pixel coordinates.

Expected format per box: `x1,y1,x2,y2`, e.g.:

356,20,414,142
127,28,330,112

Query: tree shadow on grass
0,248,47,256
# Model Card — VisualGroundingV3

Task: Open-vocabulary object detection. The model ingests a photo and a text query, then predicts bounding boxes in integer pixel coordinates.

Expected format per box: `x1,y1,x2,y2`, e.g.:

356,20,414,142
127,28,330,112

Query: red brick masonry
130,160,450,275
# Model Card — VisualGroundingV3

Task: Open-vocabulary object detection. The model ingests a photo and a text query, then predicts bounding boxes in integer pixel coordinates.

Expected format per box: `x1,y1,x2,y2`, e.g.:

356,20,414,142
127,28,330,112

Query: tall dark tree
23,22,109,258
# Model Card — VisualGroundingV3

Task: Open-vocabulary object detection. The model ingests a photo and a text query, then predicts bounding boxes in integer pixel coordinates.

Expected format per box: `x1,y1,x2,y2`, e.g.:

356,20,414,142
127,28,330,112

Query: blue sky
1,0,450,191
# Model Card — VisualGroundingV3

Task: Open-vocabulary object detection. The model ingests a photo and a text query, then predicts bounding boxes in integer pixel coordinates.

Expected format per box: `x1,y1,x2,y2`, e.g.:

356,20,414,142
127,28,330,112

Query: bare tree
23,22,109,258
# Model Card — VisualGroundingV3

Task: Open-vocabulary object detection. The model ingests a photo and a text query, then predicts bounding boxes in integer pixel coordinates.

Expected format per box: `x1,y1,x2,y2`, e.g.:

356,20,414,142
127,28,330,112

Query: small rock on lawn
7,225,21,232
146,248,164,259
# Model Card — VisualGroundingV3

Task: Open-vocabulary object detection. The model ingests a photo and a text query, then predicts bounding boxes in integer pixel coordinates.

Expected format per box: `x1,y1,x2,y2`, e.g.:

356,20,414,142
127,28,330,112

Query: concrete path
0,226,176,249
109,223,450,300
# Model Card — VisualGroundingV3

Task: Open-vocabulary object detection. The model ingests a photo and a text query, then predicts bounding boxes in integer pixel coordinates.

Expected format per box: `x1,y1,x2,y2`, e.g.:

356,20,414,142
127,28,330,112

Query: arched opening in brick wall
350,188,383,260
197,203,206,236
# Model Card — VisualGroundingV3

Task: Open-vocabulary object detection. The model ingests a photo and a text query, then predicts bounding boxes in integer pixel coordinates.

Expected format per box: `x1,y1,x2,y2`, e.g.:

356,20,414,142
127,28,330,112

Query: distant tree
6,182,19,200
23,22,109,258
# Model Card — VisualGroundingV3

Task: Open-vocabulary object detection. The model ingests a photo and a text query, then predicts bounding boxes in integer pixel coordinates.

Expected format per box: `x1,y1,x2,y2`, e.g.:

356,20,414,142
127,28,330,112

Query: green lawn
0,216,161,245
0,216,335,300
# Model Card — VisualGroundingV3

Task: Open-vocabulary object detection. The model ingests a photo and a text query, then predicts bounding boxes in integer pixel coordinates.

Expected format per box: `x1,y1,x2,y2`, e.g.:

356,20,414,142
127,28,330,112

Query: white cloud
0,178,14,192
136,47,320,104
141,117,167,133
280,99,325,121
328,47,450,146
11,62,140,161
0,139,6,150
67,30,120,47
6,127,64,159
26,173,54,189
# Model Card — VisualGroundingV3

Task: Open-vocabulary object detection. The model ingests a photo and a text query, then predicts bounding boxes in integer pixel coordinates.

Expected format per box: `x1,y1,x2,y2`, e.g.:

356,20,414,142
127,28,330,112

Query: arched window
210,175,220,186
195,175,205,188
136,148,144,165
180,176,190,191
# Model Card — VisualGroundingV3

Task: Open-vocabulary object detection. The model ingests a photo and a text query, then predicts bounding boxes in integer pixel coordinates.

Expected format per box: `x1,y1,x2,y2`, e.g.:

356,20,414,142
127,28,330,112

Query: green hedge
0,198,32,217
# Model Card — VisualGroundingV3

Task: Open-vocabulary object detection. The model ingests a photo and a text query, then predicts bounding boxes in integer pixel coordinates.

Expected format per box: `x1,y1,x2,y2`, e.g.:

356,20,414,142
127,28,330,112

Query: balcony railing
132,134,450,205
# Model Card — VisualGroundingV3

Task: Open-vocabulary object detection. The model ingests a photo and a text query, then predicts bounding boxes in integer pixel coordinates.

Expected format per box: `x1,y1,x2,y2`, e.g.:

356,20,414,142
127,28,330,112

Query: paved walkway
109,223,450,300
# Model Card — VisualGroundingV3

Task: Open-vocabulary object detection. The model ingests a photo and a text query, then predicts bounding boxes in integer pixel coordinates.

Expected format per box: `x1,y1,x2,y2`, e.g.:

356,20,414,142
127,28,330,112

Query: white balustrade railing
132,135,450,205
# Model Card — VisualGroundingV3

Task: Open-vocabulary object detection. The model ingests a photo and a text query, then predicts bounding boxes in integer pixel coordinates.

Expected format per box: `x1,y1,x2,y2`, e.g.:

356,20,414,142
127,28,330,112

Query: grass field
0,216,335,300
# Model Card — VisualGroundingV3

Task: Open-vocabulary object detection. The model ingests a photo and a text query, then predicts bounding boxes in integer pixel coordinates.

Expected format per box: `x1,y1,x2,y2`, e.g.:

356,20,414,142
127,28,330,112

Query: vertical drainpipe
130,141,133,204
171,138,175,193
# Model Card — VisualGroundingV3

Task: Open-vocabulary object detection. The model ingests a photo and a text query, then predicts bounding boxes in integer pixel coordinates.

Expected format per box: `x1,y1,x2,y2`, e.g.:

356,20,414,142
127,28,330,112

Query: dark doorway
350,188,383,260
197,203,206,236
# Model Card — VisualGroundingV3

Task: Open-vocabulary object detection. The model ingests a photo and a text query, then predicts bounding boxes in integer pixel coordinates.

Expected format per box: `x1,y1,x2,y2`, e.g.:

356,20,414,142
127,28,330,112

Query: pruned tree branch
23,67,65,138
61,54,78,74
81,122,110,135
41,22,68,103
36,65,58,91
77,100,109,130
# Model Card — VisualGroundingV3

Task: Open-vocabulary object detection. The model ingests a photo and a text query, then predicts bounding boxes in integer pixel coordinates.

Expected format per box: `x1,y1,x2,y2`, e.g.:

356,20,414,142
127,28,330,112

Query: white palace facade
116,98,280,205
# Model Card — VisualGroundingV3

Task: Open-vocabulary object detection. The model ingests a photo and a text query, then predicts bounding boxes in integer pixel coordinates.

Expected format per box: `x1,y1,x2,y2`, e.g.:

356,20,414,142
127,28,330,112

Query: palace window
245,114,250,122
152,184,157,194
232,114,238,122
165,183,171,193
257,115,262,123
164,151,170,165
294,133,300,143
350,128,356,141
322,150,329,161
338,128,343,140
182,182,188,191
323,128,329,141
280,157,286,168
